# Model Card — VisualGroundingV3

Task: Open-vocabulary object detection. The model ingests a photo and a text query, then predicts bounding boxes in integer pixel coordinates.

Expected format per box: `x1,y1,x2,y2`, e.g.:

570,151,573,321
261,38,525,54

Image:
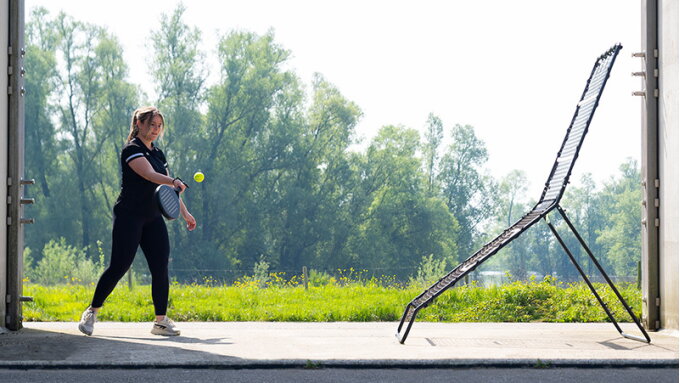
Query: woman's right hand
172,178,187,193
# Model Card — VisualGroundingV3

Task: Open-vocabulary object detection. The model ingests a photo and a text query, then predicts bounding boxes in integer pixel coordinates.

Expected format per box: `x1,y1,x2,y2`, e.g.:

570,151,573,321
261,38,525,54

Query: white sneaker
151,317,181,336
78,308,97,336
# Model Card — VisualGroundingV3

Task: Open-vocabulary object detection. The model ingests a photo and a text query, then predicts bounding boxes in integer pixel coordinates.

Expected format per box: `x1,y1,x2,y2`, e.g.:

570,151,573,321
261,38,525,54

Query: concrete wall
1,0,9,329
659,0,679,331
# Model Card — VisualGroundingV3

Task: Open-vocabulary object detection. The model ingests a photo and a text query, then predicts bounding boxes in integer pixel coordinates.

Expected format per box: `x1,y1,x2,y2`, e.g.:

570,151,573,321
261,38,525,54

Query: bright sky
28,0,642,198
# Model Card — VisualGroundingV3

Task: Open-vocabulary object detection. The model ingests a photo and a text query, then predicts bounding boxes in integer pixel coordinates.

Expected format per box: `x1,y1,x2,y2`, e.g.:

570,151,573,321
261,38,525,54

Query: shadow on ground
0,327,242,366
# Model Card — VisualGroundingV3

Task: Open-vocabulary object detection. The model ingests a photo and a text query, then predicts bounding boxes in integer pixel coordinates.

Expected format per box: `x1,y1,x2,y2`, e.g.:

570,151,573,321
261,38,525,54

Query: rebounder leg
396,303,419,344
545,207,651,343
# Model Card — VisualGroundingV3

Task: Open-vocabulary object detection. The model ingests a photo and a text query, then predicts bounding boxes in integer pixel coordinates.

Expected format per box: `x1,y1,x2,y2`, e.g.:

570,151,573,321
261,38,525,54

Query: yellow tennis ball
193,171,204,183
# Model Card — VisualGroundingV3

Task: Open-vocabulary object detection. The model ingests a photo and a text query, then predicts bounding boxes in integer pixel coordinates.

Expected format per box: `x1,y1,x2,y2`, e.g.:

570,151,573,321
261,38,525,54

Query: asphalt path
0,367,677,383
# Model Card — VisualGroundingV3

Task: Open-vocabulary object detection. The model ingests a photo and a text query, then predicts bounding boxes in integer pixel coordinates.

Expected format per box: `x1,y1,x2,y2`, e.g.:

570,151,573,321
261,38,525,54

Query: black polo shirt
115,137,169,217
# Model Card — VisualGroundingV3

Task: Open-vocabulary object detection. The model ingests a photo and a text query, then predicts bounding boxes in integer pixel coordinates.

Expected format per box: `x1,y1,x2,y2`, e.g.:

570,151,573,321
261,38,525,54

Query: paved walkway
0,322,677,368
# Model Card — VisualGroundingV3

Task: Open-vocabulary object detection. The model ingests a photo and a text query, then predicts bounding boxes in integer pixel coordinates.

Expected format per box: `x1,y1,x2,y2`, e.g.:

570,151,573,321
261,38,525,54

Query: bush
308,269,335,287
409,254,447,287
26,238,105,285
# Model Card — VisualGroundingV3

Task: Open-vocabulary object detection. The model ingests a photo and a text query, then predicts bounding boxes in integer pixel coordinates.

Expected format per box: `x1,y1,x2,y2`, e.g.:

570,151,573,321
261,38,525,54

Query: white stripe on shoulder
125,153,144,163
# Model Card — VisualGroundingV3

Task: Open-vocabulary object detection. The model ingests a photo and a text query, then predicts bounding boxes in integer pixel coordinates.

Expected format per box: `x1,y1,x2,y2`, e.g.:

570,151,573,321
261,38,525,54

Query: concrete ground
0,322,677,368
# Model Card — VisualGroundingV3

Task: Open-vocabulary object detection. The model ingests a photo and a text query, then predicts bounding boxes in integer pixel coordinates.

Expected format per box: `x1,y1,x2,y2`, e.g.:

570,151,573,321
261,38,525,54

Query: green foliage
24,8,643,286
23,247,34,274
420,276,641,323
438,123,498,261
23,278,641,323
307,269,335,287
409,254,448,287
480,162,642,283
252,258,271,286
423,113,444,194
596,160,642,276
25,238,105,286
235,257,272,288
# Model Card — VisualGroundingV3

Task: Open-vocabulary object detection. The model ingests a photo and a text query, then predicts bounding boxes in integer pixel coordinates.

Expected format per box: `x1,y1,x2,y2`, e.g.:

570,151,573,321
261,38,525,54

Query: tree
348,125,458,278
274,74,361,270
25,7,59,198
149,3,206,161
53,14,105,251
496,170,531,280
93,34,139,216
49,13,138,256
596,159,642,279
558,173,607,279
438,124,497,261
148,4,207,267
423,113,443,195
24,8,61,254
169,29,300,276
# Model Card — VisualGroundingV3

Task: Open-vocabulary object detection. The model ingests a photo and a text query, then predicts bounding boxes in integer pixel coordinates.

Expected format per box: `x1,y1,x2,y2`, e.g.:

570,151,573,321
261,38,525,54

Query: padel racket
155,184,181,220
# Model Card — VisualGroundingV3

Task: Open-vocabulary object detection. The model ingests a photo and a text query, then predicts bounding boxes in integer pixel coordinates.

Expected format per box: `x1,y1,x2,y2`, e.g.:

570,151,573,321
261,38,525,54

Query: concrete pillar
658,0,679,331
0,0,9,331
640,0,661,332
5,0,25,331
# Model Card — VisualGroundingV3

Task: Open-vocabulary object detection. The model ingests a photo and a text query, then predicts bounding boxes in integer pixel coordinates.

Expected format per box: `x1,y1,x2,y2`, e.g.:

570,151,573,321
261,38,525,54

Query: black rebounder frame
396,44,650,344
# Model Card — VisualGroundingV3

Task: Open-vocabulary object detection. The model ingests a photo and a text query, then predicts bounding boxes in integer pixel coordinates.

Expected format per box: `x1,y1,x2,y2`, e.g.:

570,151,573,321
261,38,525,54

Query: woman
78,106,196,336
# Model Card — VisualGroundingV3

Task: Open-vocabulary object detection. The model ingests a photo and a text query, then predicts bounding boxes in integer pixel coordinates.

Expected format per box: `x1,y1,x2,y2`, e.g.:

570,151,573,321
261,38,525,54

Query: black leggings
91,211,170,315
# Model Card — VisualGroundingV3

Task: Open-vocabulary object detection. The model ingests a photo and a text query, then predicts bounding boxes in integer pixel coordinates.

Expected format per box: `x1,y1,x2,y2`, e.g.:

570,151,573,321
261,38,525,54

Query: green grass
22,278,642,323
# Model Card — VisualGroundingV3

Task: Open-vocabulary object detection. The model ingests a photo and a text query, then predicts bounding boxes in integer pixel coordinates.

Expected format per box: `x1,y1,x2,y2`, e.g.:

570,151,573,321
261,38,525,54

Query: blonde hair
127,106,165,142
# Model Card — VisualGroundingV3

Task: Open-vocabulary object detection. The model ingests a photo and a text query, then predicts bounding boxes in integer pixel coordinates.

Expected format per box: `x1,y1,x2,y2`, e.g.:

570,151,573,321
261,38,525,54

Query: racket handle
173,177,189,189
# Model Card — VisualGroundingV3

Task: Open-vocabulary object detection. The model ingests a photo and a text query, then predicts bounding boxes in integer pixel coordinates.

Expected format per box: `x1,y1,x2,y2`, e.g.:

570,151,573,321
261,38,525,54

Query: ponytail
126,111,140,142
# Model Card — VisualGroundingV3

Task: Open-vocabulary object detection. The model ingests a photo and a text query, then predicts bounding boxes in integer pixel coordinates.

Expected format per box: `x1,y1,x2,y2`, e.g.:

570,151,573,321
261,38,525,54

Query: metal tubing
396,304,418,344
545,218,625,335
556,206,651,343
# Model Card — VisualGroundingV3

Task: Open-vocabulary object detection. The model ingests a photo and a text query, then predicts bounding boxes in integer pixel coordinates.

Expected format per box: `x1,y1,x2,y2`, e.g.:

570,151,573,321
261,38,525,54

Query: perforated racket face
155,185,180,220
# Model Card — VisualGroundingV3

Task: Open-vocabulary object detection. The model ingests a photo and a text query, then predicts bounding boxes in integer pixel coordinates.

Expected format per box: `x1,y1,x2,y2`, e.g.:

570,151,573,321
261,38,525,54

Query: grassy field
22,277,642,323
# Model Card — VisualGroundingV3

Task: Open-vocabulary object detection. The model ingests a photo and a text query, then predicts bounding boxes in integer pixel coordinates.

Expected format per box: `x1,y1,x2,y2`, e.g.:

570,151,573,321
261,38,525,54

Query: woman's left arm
179,197,196,231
